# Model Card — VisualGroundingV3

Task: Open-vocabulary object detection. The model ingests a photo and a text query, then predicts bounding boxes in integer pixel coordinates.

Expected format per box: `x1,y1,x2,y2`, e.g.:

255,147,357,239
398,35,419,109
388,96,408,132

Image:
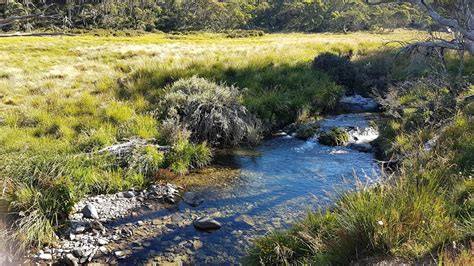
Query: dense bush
160,77,261,147
225,29,265,38
313,51,395,95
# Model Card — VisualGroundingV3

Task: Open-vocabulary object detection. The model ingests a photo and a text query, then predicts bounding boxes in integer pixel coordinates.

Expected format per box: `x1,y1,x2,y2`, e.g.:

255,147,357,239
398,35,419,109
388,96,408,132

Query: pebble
124,191,135,198
97,238,108,246
38,253,52,260
115,251,126,259
72,248,84,258
64,253,79,265
75,226,86,233
193,240,203,250
99,246,108,253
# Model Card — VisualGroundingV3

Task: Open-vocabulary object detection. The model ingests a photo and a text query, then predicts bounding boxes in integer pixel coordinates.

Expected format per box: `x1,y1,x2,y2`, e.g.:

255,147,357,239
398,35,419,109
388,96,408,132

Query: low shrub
160,77,261,147
318,127,349,146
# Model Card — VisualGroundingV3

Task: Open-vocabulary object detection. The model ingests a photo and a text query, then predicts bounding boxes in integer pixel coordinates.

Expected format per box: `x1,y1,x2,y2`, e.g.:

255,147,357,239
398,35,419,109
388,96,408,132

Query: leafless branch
0,14,60,28
365,0,474,55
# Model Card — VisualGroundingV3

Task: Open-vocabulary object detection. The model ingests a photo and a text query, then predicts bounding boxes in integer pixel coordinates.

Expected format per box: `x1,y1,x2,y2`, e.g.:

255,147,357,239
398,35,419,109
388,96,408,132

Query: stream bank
28,96,382,265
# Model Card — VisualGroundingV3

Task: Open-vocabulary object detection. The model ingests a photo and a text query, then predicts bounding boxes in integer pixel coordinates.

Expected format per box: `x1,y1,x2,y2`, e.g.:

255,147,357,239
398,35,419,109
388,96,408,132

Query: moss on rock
318,127,349,146
295,124,319,140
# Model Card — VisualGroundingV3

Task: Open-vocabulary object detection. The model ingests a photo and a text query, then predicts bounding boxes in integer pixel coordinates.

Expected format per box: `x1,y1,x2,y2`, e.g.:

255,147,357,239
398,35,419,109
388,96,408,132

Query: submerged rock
193,217,222,231
183,192,204,207
348,143,373,153
339,94,379,113
193,240,203,250
236,214,255,227
82,204,99,219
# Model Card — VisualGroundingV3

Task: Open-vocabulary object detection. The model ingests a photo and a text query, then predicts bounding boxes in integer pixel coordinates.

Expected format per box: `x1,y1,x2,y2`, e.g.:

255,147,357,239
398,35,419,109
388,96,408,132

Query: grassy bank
0,30,433,250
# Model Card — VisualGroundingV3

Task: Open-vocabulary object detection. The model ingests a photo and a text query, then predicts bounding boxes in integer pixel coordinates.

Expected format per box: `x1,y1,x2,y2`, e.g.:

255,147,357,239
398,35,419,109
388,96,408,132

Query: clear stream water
116,113,380,264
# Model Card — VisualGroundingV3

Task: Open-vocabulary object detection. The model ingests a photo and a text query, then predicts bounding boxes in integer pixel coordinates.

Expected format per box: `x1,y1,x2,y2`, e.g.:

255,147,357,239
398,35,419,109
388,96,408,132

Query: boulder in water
295,124,319,140
319,127,349,146
183,192,204,207
193,216,222,231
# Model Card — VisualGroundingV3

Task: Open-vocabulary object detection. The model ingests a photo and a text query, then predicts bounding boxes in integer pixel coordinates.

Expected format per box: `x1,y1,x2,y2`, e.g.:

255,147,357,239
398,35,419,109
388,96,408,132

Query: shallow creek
109,113,381,264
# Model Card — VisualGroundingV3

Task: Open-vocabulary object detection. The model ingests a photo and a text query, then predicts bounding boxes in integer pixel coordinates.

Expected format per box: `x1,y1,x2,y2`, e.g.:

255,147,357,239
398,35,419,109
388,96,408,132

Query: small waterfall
347,126,379,144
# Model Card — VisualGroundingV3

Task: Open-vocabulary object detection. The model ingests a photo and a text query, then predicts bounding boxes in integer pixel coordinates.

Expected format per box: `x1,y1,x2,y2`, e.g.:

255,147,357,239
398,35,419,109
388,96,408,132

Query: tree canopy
0,0,431,33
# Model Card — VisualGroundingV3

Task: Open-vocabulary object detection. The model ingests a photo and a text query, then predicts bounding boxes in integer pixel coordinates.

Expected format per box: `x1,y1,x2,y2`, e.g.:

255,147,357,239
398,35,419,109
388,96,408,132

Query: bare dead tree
0,3,61,29
365,0,474,55
0,14,58,28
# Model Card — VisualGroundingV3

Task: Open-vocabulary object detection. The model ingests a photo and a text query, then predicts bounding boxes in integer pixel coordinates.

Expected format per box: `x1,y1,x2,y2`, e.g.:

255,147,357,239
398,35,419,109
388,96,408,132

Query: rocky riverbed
30,183,182,264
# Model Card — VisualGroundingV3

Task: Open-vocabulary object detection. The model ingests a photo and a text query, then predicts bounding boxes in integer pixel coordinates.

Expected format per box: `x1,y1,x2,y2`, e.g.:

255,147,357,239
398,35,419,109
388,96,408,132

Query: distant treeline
1,0,432,32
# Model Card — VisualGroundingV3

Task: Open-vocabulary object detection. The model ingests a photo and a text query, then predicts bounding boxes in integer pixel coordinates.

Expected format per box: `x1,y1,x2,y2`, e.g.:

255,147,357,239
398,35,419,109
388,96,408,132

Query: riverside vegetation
0,29,472,264
249,47,474,264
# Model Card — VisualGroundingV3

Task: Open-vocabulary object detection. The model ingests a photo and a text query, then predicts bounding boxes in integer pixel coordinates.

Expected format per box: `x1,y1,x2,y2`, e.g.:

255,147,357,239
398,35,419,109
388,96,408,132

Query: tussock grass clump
160,77,261,147
158,124,212,175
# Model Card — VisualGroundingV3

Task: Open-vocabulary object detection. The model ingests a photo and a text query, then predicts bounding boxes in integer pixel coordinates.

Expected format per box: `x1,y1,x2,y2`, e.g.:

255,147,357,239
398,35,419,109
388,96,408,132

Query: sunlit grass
0,30,432,250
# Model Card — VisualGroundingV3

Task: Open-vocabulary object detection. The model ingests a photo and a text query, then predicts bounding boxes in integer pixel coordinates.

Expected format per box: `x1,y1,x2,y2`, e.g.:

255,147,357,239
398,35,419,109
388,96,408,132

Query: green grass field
0,30,424,155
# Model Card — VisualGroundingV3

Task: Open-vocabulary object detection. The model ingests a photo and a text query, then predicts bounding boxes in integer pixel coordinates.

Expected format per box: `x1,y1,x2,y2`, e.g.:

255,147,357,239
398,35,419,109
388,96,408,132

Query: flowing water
116,113,380,264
